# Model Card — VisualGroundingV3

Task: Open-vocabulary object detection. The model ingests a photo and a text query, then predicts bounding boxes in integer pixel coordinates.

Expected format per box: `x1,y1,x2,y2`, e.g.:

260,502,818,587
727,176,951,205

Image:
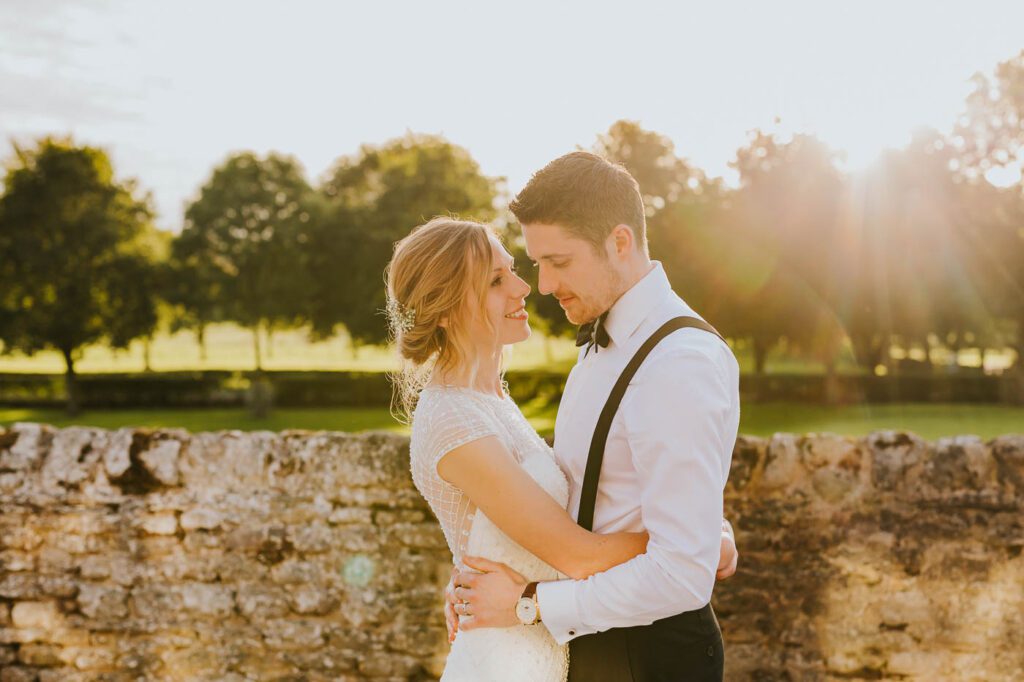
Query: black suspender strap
575,316,726,531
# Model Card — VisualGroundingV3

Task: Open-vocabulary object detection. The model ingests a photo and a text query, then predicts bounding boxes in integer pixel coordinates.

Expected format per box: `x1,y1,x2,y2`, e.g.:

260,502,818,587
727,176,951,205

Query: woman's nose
515,274,531,297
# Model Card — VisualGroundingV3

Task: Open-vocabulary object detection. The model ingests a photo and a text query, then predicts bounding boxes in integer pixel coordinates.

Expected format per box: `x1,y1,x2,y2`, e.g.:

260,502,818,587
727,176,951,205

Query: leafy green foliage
0,138,160,411
180,152,315,369
307,134,498,346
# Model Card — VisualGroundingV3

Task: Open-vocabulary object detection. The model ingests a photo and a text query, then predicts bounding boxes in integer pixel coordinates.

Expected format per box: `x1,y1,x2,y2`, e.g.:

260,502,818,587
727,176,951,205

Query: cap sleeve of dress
419,391,501,474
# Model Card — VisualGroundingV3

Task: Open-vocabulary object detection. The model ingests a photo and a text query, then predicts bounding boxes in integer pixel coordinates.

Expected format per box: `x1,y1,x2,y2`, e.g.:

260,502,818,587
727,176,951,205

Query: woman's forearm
566,530,649,580
436,436,651,581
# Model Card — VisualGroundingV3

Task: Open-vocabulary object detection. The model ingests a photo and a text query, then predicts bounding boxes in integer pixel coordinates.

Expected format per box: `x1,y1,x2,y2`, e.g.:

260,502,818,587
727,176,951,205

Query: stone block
139,439,182,486
11,601,61,630
140,511,178,535
179,582,234,617
17,642,63,666
76,584,128,620
179,507,224,531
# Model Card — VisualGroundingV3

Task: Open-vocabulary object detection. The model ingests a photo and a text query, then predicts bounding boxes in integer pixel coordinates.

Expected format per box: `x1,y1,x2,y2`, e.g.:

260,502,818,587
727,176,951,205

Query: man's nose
537,265,556,296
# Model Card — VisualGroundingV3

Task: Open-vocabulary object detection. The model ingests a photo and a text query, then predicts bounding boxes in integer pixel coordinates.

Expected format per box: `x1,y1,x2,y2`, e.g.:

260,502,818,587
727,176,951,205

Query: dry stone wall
0,423,1022,681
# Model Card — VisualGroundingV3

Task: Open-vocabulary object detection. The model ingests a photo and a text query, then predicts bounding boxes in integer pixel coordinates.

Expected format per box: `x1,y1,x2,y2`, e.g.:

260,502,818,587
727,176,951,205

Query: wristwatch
515,581,540,625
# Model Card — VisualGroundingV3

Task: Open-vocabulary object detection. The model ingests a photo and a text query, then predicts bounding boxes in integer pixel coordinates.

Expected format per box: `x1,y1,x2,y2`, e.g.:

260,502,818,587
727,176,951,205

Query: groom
448,151,741,680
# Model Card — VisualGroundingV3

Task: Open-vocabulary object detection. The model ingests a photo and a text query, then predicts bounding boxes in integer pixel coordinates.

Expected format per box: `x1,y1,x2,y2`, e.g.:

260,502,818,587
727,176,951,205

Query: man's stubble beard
571,266,628,326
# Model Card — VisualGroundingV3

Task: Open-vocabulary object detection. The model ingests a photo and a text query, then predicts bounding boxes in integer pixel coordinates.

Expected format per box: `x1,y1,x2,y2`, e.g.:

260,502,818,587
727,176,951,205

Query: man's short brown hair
509,151,648,255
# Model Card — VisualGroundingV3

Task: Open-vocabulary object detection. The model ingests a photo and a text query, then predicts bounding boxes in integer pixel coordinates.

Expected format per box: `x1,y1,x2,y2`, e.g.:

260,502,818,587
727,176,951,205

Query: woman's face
467,235,532,350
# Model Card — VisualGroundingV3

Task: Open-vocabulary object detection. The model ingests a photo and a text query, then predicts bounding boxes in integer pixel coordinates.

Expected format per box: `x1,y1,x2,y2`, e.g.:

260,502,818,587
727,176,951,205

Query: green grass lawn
2,402,1020,441
3,321,1014,376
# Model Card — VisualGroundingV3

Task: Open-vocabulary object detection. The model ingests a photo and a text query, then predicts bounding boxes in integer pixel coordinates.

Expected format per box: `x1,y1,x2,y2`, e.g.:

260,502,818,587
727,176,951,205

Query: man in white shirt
450,151,740,681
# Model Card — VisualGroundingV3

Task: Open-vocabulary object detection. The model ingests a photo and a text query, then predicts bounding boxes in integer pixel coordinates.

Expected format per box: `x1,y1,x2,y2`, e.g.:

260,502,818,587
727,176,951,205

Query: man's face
521,222,624,325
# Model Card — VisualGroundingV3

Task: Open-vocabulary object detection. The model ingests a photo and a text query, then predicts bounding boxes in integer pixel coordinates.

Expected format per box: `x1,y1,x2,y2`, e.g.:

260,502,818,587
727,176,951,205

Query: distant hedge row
0,370,1021,409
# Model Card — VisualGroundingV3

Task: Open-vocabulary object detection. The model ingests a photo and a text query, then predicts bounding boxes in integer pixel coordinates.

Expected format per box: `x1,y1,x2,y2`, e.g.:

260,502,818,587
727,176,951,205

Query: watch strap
519,582,541,624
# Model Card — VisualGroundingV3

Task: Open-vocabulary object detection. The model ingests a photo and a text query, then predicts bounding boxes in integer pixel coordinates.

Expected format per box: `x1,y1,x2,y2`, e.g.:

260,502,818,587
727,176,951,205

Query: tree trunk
1016,312,1024,372
752,337,769,375
880,333,892,373
253,322,263,371
266,327,274,359
62,347,80,416
851,334,878,373
143,337,153,372
197,325,207,363
857,335,887,373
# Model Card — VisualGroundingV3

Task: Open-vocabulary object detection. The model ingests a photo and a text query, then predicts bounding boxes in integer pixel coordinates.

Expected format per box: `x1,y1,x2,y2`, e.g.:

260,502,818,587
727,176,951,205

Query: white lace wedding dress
410,385,570,682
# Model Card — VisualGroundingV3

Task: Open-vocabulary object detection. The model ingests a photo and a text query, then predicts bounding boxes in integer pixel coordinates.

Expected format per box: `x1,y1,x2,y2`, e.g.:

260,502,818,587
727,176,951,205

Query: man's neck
607,259,655,312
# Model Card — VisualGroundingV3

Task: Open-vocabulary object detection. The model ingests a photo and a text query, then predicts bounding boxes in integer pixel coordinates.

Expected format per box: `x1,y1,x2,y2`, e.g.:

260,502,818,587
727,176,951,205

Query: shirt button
706,645,715,657
568,629,576,636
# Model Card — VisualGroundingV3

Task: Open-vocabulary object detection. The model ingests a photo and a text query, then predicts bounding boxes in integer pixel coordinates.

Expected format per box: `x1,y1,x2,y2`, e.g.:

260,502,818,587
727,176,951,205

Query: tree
0,138,160,414
955,49,1024,184
727,131,847,373
163,226,226,362
592,121,737,349
954,50,1024,370
855,131,1001,371
182,152,315,372
309,134,498,348
594,120,716,216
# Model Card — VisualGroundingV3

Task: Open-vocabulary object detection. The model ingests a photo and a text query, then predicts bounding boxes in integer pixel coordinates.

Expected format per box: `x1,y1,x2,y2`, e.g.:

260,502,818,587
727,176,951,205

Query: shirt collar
602,261,672,347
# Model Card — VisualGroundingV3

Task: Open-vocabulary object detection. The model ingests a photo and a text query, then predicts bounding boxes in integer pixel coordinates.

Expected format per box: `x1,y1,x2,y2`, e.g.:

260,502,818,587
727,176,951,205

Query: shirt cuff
536,578,593,645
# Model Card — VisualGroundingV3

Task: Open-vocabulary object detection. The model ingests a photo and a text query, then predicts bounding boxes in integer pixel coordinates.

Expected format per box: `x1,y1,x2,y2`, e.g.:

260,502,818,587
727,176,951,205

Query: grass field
2,321,1014,376
2,402,1020,440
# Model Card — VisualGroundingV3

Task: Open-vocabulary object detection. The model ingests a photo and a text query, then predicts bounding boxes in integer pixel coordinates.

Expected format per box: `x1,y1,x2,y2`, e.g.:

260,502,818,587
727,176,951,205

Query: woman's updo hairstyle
384,216,495,421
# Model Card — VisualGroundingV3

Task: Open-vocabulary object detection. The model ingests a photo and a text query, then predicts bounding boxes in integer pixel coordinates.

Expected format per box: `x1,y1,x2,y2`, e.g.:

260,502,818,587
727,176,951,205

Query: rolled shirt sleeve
537,345,735,645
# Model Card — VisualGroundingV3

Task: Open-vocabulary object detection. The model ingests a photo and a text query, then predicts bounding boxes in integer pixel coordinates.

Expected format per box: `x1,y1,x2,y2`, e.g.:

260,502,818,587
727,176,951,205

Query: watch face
516,598,537,624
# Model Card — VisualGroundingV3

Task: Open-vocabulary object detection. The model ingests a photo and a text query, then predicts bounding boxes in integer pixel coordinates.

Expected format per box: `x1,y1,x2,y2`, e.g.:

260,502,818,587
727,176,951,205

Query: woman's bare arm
437,435,647,580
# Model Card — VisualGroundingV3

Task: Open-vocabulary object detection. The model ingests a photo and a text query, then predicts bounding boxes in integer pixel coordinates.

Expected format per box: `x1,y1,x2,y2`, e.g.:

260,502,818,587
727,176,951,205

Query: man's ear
610,224,635,256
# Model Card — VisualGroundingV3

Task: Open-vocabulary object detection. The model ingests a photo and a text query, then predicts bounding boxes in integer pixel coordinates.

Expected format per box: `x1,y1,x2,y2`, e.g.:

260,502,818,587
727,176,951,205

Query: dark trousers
567,602,724,682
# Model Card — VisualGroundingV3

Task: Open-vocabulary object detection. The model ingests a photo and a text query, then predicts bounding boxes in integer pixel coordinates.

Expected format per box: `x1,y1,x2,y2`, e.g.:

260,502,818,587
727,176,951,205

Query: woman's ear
438,316,448,329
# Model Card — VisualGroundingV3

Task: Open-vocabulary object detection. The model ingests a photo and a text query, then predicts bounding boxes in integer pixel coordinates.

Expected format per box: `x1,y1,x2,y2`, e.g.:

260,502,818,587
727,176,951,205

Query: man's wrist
516,581,541,624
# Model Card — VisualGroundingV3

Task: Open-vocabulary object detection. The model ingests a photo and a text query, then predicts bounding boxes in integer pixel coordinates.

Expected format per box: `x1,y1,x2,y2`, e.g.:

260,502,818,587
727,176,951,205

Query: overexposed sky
2,0,1023,231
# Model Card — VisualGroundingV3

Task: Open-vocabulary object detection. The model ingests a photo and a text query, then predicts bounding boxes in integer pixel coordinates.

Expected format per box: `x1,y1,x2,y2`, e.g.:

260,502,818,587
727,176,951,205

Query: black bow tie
576,311,610,357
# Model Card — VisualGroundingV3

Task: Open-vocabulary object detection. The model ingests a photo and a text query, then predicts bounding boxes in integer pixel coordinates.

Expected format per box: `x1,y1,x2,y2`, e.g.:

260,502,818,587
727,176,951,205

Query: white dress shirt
536,261,740,645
